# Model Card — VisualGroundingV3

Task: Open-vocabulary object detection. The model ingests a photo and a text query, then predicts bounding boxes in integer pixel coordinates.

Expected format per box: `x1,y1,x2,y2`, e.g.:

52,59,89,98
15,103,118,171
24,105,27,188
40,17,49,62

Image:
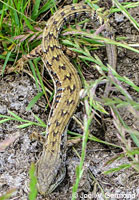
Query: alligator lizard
16,3,92,195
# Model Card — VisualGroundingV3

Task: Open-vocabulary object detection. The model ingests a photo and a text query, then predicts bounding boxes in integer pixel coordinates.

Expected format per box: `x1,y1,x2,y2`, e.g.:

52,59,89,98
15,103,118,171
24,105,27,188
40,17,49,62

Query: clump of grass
0,110,46,129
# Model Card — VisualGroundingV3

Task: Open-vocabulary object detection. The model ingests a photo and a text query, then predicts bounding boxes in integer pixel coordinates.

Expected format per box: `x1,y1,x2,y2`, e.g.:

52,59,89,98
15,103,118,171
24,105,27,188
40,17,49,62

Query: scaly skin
15,3,92,195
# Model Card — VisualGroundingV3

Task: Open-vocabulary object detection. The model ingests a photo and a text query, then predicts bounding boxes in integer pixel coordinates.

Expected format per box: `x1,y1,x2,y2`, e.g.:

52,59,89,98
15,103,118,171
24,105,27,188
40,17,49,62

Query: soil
0,0,139,200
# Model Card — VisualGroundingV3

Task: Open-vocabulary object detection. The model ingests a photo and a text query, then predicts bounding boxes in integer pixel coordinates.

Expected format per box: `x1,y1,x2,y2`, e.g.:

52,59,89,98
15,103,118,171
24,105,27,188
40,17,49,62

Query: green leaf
26,92,44,111
28,163,38,200
31,0,41,20
38,0,55,15
17,123,32,128
103,163,131,174
1,51,11,76
33,114,46,127
24,16,35,31
8,110,23,121
0,119,11,124
0,188,16,200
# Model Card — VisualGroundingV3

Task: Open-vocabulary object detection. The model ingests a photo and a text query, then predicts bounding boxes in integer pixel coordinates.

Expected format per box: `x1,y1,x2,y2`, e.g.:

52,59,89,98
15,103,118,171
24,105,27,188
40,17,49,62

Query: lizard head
36,149,66,195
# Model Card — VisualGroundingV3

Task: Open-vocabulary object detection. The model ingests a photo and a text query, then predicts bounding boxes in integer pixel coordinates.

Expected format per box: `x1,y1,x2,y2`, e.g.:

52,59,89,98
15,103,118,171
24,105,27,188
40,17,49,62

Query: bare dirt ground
0,1,139,200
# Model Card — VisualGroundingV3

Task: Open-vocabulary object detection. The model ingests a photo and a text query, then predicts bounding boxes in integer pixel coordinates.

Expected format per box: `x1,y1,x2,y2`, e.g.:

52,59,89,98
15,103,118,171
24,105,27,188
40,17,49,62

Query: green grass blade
0,188,16,200
38,0,55,15
1,51,11,76
17,123,33,128
33,114,46,127
113,0,139,31
103,163,132,174
8,110,24,121
0,0,35,23
29,60,41,91
31,0,41,20
0,119,12,124
26,92,44,111
28,163,38,200
23,16,35,31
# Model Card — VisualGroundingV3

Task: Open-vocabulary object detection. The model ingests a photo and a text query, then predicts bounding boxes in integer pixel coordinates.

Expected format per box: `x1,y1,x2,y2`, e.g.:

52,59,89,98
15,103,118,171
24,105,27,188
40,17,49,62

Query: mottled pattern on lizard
16,3,92,195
